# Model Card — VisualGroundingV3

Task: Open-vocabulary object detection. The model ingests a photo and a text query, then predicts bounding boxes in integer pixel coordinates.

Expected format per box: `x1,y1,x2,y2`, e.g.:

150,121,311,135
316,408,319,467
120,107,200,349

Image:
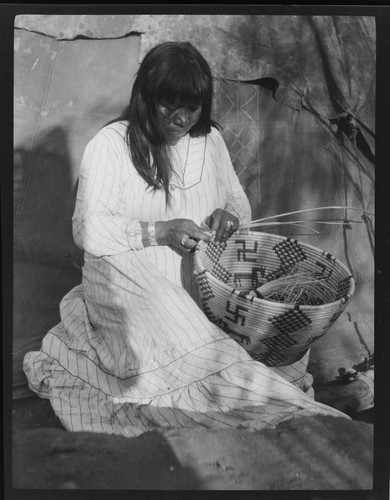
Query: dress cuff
125,220,144,250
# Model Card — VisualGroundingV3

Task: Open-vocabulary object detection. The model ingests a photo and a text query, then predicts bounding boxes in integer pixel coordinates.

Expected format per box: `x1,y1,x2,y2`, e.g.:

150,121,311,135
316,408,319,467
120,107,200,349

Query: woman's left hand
204,209,239,245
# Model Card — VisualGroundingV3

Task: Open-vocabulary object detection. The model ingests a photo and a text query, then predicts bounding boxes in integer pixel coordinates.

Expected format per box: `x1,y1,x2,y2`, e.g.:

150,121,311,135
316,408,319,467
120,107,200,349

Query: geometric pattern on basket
260,330,298,351
250,350,288,366
205,242,225,263
336,276,353,300
273,239,307,268
195,233,354,367
210,262,231,283
322,251,337,263
314,260,334,278
269,308,312,334
196,271,214,300
236,240,258,262
202,299,218,323
264,265,291,283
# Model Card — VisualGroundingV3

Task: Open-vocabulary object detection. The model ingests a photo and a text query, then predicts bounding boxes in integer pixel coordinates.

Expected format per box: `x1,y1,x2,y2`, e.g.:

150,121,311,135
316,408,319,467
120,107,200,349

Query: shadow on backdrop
13,126,83,398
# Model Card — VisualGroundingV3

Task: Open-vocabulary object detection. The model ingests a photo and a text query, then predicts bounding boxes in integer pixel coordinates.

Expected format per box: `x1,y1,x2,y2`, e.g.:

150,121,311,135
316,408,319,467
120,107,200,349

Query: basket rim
194,231,355,309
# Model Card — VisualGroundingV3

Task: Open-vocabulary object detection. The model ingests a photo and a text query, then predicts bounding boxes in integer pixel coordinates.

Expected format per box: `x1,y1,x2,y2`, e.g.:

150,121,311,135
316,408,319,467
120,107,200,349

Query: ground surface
10,396,374,491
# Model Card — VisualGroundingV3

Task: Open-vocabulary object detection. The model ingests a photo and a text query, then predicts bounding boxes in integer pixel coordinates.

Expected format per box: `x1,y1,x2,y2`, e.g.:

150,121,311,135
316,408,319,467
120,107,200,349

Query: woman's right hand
156,219,213,252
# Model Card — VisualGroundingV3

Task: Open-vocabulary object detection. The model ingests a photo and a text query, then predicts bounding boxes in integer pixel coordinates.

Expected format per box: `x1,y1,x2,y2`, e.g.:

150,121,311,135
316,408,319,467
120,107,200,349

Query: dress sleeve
216,130,252,225
72,129,144,256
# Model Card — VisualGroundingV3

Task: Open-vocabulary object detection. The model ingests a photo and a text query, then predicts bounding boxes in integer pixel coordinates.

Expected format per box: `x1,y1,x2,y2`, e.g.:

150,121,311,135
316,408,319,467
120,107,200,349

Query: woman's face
157,100,202,145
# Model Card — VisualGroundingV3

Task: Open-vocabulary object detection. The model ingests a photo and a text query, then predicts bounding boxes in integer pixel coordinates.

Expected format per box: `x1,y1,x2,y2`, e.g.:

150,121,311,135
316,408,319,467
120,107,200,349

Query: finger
180,235,191,252
222,212,239,231
217,218,237,244
180,236,198,252
203,216,212,231
215,217,230,243
186,223,213,242
185,238,198,250
200,220,213,235
210,211,222,233
223,220,236,242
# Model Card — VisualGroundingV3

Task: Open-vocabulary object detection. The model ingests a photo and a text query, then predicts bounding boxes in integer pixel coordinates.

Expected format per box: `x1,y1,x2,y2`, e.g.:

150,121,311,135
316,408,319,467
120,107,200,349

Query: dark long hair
123,41,220,204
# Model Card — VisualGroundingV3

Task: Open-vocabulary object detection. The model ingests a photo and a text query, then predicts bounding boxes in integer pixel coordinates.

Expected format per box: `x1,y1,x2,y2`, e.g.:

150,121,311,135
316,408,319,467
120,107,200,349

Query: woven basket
194,231,355,367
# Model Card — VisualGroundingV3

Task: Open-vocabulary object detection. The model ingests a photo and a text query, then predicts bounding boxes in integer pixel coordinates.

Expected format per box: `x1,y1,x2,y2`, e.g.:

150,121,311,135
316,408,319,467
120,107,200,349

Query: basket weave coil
194,231,355,367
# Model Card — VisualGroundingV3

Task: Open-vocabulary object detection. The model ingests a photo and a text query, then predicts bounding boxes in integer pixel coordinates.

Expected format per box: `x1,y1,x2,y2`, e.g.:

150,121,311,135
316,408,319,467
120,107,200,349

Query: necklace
171,134,190,185
170,134,207,190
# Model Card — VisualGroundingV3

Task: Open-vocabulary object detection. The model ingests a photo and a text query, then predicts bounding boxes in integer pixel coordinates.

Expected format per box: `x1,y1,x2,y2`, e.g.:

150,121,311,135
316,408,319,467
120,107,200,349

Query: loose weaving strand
254,268,338,306
240,206,374,231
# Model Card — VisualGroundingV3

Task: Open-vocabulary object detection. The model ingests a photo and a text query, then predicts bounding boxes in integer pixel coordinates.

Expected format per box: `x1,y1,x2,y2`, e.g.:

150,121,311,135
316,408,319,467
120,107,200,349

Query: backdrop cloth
15,14,375,139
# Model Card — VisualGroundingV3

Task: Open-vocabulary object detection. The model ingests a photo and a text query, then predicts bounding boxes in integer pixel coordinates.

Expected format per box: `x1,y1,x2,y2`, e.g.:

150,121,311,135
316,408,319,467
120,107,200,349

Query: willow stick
243,221,320,234
242,221,363,232
240,206,375,229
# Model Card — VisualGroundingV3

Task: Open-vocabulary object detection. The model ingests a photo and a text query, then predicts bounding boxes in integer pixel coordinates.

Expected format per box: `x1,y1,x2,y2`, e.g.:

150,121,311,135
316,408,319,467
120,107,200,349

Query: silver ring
225,220,234,230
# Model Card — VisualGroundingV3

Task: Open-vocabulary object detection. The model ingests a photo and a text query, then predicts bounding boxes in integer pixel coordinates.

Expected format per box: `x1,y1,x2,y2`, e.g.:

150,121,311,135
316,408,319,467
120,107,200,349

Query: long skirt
24,248,348,437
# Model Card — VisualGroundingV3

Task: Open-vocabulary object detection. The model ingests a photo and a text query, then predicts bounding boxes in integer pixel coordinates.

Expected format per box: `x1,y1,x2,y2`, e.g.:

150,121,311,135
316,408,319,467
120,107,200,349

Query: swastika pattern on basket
194,231,355,367
233,266,266,288
270,308,312,334
236,240,258,262
225,300,249,326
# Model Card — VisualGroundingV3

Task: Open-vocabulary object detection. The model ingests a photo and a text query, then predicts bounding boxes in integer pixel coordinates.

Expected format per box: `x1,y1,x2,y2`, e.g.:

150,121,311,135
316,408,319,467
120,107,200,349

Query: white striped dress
23,121,347,437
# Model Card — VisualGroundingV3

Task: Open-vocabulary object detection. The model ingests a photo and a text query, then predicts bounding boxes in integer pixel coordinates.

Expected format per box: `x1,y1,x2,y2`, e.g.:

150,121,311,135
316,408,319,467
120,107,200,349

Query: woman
24,42,347,437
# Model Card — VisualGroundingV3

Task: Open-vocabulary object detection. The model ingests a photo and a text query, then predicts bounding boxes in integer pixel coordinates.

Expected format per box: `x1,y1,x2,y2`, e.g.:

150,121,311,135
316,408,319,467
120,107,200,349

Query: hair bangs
156,63,211,108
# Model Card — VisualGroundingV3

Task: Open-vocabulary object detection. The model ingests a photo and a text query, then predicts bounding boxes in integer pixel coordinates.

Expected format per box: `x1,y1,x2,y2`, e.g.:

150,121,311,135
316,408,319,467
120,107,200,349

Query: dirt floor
9,396,374,491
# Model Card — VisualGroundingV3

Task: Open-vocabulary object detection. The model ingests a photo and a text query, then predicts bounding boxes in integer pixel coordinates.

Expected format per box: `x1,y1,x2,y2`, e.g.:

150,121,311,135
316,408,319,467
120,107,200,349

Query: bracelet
148,221,158,246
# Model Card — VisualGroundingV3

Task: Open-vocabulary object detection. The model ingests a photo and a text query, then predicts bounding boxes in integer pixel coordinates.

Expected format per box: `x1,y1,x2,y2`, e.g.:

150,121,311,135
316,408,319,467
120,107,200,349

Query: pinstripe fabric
23,121,348,436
